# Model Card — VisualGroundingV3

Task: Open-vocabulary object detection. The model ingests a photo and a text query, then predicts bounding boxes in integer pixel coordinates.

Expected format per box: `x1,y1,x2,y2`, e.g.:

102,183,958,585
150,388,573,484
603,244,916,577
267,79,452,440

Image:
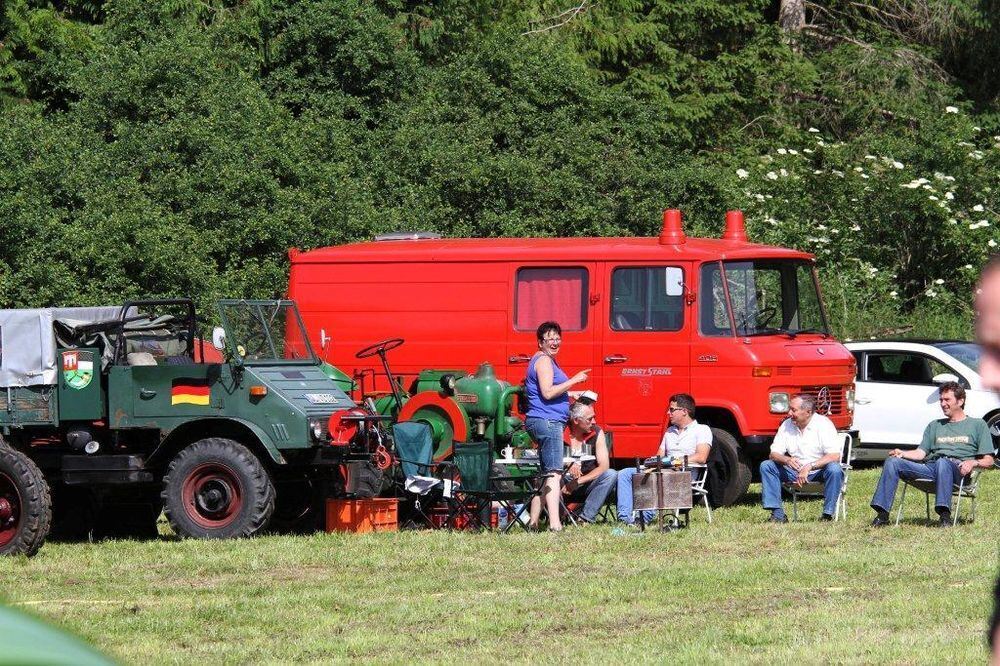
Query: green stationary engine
358,345,531,461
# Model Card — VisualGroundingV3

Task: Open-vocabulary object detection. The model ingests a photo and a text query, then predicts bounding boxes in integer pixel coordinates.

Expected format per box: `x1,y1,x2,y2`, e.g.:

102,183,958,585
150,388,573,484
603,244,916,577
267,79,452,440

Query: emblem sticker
63,350,94,390
305,393,337,405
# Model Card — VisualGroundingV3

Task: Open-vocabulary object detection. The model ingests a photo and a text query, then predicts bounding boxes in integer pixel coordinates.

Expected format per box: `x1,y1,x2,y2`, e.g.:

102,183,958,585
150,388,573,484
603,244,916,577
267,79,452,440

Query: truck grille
800,385,846,416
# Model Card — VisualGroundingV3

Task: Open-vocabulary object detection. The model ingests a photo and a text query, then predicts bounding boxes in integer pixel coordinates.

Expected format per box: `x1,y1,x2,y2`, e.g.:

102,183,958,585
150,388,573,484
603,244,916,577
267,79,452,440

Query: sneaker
820,514,834,522
768,513,788,524
870,514,890,527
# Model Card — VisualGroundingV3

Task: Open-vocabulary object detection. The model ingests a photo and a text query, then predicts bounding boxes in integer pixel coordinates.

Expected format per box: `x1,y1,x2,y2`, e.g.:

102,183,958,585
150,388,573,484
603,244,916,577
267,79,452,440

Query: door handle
604,354,628,364
855,398,871,405
139,389,157,399
509,354,532,363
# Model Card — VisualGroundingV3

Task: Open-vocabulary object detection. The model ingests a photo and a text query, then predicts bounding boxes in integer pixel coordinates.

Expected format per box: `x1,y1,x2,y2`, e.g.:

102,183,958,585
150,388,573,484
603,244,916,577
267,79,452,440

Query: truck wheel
0,443,52,556
162,438,275,539
711,428,752,507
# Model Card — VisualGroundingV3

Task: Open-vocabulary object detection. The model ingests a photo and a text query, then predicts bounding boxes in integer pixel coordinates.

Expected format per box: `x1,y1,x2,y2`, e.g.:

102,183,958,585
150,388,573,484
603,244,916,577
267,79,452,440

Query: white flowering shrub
711,109,998,338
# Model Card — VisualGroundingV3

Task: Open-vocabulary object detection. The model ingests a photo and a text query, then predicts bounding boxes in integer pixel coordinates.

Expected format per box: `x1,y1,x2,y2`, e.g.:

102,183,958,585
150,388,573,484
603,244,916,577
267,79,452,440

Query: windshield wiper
784,328,829,339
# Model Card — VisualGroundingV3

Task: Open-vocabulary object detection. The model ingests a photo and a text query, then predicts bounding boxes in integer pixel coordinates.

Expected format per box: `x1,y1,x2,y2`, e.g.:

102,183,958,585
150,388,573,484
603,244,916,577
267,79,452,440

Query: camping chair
447,441,543,532
688,463,712,524
392,422,450,529
893,451,997,526
782,432,853,521
561,431,616,525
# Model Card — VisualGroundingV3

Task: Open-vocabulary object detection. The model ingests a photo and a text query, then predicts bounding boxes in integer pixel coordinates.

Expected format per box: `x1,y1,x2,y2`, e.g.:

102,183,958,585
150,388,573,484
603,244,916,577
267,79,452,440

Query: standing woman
525,321,590,531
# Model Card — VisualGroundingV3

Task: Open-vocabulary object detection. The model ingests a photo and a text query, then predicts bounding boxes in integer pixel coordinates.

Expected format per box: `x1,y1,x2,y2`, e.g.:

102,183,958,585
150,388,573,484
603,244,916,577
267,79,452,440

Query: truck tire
711,428,753,507
0,443,52,556
162,438,275,539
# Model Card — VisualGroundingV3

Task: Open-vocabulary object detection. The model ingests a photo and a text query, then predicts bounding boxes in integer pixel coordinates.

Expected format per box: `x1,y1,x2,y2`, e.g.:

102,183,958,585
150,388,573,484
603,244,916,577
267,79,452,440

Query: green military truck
0,299,374,556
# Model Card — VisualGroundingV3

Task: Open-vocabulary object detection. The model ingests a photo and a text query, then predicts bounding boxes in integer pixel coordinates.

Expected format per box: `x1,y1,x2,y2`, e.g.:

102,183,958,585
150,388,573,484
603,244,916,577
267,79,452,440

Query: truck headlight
309,419,325,441
769,392,790,414
846,388,855,412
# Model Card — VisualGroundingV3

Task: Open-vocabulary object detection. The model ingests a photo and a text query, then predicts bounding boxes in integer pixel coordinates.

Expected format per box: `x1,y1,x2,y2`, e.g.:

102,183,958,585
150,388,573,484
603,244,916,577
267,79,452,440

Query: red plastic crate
325,498,398,533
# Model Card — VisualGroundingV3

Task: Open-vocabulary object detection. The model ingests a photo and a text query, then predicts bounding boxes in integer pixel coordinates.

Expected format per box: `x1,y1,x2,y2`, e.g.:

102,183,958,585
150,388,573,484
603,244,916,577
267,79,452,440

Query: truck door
109,364,219,428
505,264,598,399
598,263,691,458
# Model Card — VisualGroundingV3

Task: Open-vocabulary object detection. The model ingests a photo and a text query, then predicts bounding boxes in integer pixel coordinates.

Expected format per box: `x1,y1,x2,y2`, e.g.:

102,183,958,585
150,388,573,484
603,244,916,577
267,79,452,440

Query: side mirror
932,373,959,384
212,327,227,351
664,267,684,297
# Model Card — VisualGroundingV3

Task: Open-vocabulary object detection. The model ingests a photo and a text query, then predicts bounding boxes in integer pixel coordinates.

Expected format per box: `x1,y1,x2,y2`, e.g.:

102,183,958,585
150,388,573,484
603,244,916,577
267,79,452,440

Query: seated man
870,381,995,527
561,401,617,523
616,393,712,525
761,394,843,523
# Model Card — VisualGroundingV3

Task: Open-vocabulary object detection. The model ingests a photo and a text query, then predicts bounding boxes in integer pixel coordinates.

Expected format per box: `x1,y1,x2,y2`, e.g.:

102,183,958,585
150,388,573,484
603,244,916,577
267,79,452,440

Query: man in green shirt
870,381,995,527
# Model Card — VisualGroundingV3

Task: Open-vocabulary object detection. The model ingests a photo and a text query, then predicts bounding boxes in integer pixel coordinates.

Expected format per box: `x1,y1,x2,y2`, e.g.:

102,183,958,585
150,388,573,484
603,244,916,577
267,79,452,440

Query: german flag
171,379,210,406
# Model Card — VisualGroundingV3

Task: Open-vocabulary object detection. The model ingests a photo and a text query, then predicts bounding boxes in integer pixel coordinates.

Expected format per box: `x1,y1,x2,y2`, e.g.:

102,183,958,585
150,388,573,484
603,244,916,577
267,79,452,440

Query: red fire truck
287,210,856,504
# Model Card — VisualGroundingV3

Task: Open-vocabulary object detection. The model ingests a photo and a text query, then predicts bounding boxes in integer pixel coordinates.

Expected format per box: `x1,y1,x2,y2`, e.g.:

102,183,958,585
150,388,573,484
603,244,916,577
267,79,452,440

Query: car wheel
0,442,52,557
710,428,752,507
162,438,275,539
987,412,1000,456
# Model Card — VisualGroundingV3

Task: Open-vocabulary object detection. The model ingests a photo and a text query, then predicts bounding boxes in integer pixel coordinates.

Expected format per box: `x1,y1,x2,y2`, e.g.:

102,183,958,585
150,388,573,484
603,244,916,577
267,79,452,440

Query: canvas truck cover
0,307,127,387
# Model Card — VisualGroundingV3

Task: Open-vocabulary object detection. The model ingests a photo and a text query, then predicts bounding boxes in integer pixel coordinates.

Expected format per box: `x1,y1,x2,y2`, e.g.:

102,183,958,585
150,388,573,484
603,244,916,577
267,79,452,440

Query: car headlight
769,392,790,414
846,388,855,412
309,419,325,441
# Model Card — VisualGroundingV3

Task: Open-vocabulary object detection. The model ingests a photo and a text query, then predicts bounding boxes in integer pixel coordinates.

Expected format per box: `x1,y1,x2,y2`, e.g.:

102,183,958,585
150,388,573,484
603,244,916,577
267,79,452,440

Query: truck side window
514,267,588,331
610,267,683,331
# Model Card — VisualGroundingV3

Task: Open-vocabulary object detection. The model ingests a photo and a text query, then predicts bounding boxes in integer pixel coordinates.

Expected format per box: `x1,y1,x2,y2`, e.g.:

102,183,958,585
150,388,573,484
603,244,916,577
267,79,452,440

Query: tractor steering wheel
355,338,405,359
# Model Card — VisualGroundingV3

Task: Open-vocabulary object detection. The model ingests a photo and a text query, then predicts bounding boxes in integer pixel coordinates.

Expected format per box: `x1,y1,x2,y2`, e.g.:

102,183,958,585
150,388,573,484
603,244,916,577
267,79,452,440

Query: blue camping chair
392,421,449,529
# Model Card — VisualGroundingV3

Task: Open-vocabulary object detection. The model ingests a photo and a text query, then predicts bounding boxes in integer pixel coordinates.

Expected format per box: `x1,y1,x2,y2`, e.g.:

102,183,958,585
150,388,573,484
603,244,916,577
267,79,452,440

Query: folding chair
782,432,852,521
893,461,995,526
392,422,450,529
688,463,712,524
563,431,617,524
447,441,543,532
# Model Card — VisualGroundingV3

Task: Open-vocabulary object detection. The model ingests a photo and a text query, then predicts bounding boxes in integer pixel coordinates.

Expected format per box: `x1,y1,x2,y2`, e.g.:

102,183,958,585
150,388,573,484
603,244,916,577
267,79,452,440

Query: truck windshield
218,301,315,363
700,260,829,337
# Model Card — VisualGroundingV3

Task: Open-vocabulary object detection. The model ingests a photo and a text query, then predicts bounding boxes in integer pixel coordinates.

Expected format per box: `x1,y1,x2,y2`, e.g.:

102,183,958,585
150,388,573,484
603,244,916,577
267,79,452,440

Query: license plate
305,393,337,404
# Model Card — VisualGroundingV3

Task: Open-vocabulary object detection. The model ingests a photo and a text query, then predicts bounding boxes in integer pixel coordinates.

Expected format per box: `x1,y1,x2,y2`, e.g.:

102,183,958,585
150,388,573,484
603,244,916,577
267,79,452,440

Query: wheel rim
180,463,244,529
0,471,22,548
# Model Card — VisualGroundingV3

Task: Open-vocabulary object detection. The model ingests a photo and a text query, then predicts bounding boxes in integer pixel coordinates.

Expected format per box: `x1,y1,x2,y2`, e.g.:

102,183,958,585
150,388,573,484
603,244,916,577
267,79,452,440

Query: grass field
2,468,999,664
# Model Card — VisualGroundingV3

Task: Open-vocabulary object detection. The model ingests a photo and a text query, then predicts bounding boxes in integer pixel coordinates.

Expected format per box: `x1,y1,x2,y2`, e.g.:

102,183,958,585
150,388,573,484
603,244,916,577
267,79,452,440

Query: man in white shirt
760,394,844,522
616,393,712,525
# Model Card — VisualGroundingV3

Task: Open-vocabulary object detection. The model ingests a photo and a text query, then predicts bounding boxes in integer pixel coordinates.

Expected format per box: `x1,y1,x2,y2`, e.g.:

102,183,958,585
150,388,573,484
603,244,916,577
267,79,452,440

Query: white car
845,340,1000,461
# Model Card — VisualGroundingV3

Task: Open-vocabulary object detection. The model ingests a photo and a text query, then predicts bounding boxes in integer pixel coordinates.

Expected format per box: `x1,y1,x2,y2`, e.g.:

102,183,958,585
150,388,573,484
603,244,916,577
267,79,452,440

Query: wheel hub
181,463,244,529
195,479,234,515
0,472,21,546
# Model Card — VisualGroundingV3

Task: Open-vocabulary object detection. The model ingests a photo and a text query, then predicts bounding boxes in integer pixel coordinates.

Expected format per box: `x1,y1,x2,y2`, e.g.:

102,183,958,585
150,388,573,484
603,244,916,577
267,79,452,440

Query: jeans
760,459,844,517
525,417,566,473
870,456,964,515
616,467,657,525
565,468,618,522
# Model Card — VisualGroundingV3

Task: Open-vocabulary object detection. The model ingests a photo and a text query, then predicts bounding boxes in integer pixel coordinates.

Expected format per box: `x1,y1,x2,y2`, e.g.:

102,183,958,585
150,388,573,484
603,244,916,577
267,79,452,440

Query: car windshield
933,342,981,373
700,259,829,337
218,301,315,363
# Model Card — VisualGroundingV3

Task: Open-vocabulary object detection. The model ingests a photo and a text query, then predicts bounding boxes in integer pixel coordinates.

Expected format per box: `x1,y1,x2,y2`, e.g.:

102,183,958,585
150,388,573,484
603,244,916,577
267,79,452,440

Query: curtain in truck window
514,267,588,331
